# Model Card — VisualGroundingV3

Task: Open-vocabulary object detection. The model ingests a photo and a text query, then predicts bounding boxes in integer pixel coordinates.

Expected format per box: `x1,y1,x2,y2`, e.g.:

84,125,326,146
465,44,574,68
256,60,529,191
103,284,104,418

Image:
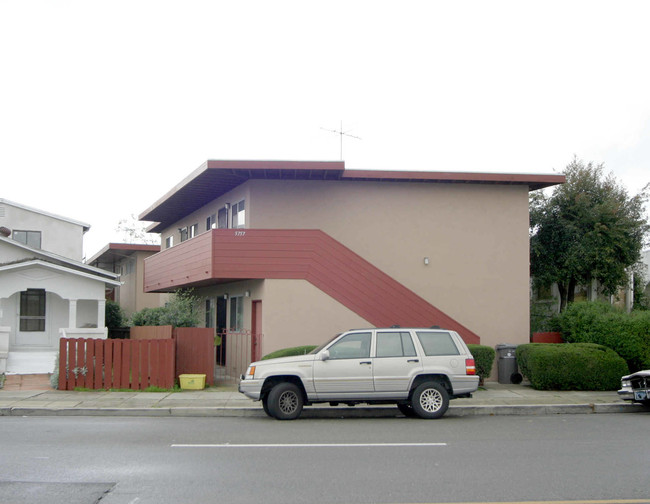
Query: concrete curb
0,402,647,418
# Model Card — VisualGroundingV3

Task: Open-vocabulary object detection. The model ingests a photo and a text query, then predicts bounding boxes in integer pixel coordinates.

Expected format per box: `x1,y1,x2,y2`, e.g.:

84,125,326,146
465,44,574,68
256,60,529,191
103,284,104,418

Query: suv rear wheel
411,381,449,419
267,382,303,420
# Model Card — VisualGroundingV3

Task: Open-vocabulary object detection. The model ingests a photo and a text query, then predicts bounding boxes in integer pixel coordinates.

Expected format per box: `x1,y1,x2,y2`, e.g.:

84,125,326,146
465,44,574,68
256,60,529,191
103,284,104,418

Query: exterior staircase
144,229,481,344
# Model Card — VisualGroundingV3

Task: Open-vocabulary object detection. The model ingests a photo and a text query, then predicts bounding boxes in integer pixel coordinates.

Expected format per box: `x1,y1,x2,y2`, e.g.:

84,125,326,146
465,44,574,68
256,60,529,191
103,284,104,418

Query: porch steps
6,351,57,374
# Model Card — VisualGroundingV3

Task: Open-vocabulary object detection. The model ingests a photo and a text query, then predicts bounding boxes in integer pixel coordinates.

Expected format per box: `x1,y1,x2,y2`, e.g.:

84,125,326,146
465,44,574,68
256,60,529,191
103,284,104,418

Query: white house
0,199,120,375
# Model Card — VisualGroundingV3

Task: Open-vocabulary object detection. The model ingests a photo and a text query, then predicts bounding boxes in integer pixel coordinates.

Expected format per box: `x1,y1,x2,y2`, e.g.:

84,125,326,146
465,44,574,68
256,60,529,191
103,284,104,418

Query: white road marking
171,442,447,448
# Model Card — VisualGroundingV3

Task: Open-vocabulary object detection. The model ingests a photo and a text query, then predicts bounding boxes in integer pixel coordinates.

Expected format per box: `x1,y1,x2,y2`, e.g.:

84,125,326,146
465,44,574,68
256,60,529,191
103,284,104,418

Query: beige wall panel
250,179,530,349
261,279,370,355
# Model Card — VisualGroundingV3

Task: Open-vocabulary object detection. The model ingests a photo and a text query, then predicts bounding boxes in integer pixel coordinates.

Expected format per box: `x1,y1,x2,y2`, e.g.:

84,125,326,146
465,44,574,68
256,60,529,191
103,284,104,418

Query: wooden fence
58,338,175,390
174,327,215,386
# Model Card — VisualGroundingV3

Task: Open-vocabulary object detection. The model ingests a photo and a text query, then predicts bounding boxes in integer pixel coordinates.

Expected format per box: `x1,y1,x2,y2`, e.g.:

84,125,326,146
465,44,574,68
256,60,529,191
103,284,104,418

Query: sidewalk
1,376,647,418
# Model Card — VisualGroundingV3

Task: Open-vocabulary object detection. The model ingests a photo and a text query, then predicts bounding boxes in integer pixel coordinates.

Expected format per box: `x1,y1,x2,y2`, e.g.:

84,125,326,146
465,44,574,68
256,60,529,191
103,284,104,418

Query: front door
313,331,374,396
15,289,49,347
216,297,227,365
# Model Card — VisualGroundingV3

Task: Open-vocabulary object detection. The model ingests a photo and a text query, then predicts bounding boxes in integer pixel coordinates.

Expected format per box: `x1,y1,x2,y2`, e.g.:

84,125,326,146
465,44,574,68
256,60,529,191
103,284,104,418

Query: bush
262,345,318,360
131,290,200,328
105,300,126,329
467,344,495,382
554,301,650,371
516,343,628,390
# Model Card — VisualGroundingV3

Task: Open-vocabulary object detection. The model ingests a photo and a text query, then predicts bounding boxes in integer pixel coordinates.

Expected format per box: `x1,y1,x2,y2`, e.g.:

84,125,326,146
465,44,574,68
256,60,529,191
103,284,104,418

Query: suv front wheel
267,382,304,420
411,381,449,419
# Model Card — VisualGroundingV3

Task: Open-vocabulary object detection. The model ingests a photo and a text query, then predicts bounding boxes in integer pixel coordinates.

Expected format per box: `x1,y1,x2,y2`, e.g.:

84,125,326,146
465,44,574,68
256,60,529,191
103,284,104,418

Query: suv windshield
310,333,342,354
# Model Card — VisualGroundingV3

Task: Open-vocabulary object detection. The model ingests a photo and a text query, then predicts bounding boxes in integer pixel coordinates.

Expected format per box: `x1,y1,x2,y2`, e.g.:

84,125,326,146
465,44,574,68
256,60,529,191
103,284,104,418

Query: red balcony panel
143,229,480,344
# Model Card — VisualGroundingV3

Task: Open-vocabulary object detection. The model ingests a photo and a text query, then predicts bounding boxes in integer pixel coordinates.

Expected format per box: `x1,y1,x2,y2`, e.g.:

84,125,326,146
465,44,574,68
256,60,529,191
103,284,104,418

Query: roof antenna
320,121,361,160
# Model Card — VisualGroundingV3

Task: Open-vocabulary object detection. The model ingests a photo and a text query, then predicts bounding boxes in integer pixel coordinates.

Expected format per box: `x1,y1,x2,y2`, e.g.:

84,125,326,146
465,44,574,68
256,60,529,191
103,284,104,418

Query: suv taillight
465,359,476,375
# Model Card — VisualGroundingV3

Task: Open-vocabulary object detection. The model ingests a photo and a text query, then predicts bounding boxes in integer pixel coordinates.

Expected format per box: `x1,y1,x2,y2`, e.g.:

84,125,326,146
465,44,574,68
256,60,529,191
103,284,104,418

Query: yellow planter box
179,374,206,390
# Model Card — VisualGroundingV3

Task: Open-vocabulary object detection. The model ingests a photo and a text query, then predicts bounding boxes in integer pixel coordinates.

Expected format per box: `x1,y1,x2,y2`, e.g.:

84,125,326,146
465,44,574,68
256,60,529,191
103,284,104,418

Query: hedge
516,343,628,391
262,345,318,360
467,344,495,382
553,302,650,372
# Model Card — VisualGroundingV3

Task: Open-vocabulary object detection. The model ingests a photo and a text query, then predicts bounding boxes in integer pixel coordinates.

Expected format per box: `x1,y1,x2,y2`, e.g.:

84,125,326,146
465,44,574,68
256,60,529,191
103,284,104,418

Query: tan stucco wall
159,177,531,351
248,179,530,350
195,279,370,357
116,252,170,319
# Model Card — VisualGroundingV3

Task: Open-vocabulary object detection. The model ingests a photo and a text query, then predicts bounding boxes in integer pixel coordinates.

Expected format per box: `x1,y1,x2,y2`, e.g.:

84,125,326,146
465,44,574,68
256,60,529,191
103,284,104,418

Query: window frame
19,288,46,332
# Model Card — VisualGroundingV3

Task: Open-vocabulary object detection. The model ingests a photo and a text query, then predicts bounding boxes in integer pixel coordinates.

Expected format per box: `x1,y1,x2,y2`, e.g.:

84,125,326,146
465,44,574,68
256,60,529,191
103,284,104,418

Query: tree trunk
558,282,567,312
567,277,577,306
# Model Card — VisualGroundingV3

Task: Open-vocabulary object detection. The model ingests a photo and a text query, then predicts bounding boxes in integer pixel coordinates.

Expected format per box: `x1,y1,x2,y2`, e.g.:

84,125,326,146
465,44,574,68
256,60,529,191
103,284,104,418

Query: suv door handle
407,359,420,363
359,361,371,365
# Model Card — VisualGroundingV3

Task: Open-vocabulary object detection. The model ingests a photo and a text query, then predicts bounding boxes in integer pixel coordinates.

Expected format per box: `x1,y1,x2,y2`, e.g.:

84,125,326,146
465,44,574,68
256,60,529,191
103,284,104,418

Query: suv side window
328,332,371,359
376,331,417,358
415,331,460,356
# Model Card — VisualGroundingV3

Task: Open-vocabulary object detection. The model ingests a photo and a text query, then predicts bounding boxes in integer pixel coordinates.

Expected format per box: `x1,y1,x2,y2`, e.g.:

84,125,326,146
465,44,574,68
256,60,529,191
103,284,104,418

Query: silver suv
239,328,479,420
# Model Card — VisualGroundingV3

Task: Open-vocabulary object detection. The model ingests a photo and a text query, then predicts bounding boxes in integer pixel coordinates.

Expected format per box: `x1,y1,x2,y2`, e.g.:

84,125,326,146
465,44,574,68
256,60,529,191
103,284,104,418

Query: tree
530,157,649,312
115,214,160,245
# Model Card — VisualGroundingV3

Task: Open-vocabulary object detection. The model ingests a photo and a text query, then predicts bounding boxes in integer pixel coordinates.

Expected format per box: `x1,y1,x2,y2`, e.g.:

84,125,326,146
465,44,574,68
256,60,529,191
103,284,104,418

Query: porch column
98,299,106,328
68,299,78,329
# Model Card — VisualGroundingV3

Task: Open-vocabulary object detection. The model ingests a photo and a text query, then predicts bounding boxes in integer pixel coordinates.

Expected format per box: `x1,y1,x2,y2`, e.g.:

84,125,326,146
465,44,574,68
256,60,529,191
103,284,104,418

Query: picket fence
58,338,175,390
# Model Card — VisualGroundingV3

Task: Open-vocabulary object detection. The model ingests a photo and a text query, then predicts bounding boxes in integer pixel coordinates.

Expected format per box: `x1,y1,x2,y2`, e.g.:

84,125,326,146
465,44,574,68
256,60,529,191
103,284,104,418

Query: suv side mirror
320,350,330,361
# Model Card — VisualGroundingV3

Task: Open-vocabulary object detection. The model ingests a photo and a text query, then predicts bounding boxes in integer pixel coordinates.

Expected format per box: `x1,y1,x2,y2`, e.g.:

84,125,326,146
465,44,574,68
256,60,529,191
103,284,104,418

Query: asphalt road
1,414,649,504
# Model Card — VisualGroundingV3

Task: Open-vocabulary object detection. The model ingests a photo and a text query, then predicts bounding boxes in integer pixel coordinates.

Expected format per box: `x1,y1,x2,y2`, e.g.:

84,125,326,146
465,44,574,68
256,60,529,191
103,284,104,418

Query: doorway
216,297,227,366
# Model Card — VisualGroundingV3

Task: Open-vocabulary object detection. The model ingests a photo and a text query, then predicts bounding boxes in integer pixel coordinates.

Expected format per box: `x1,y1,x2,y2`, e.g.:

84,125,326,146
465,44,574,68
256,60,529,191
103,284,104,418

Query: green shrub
516,343,628,390
262,345,318,360
467,344,495,382
131,289,200,328
554,301,650,371
105,300,126,329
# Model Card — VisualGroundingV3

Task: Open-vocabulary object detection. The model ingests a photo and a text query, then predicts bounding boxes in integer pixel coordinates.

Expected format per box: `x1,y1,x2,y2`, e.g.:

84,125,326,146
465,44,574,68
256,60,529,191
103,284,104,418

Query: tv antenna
320,121,361,160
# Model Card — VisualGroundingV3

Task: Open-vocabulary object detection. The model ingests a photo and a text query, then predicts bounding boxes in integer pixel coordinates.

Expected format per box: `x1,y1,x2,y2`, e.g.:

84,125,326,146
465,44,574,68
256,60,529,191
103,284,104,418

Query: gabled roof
139,160,566,232
0,198,91,233
0,259,121,287
0,235,118,282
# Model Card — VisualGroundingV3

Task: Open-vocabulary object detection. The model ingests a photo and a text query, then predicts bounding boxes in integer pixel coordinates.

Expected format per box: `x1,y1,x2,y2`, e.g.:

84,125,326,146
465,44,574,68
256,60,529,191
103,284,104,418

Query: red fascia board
205,160,345,171
342,170,566,190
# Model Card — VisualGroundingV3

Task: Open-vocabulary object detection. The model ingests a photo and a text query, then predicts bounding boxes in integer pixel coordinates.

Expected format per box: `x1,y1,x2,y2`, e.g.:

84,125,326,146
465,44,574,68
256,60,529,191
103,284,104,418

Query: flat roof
86,243,161,266
140,160,565,232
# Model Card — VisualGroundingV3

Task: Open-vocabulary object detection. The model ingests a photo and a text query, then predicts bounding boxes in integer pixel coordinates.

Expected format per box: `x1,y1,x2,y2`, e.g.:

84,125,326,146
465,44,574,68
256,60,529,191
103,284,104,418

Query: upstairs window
231,200,245,229
189,223,198,238
165,236,173,249
180,227,188,242
20,289,46,332
206,214,217,231
13,230,41,249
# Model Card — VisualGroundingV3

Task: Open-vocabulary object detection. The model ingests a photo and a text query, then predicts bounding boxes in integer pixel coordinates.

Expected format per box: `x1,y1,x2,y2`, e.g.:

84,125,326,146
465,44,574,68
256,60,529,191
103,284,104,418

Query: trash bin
495,344,523,384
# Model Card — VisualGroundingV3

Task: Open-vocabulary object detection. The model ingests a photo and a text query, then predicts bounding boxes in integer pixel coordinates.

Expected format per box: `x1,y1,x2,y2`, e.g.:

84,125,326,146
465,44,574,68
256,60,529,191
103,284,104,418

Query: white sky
1,0,649,258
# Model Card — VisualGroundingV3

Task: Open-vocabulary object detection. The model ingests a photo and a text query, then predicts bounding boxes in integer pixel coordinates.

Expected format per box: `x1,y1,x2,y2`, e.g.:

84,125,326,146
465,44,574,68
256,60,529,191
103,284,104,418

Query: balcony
143,228,480,344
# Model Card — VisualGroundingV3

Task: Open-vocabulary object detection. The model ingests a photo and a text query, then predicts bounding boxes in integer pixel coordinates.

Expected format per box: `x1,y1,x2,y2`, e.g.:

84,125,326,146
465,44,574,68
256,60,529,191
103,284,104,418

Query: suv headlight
621,379,632,389
244,366,256,379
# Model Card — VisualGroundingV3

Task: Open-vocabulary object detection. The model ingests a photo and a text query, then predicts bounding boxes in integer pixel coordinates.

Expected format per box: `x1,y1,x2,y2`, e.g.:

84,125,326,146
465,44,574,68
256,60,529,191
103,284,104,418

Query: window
328,332,371,359
205,299,214,328
206,214,217,231
19,289,46,332
229,296,244,331
415,331,460,356
180,227,188,242
231,200,245,229
165,236,173,249
123,259,135,276
218,207,228,229
376,331,417,358
13,230,41,249
189,223,198,238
